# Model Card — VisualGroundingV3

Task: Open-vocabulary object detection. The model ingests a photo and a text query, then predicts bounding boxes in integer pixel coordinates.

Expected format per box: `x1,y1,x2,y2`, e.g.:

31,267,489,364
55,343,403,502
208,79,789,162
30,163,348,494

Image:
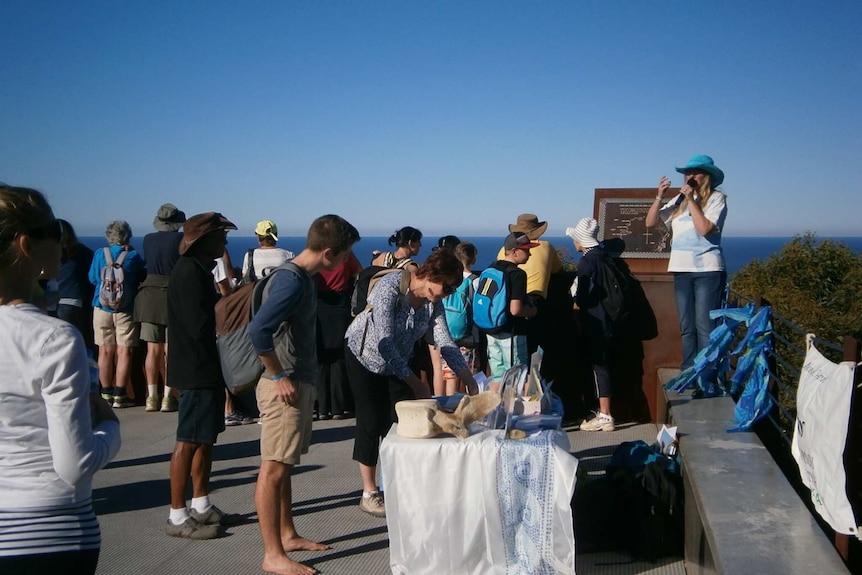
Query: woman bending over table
344,249,478,518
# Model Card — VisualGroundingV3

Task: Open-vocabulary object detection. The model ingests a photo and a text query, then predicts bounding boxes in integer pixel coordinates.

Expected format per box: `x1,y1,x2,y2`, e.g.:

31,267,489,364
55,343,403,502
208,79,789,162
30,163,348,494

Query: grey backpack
98,248,128,311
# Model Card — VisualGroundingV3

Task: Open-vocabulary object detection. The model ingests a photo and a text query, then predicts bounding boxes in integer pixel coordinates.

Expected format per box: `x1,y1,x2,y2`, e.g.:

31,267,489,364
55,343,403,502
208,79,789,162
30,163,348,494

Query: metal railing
727,289,850,445
726,287,861,568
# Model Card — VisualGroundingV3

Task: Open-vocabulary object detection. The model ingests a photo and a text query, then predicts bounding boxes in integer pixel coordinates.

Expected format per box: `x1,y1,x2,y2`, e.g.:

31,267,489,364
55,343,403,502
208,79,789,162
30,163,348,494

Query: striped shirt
0,501,100,556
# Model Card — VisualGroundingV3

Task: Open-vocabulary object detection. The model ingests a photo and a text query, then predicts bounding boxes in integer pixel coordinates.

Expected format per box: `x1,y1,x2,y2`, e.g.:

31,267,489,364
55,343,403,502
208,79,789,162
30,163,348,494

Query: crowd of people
0,153,728,574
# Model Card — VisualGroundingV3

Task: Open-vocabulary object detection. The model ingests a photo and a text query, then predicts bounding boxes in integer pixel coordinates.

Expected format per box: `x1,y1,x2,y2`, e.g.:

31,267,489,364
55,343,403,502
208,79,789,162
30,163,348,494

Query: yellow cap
254,220,278,242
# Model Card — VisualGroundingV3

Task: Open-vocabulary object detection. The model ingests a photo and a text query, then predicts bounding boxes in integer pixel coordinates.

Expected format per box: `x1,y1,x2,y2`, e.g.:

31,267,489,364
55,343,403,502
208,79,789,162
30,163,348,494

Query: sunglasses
0,219,63,243
441,281,458,296
682,169,707,177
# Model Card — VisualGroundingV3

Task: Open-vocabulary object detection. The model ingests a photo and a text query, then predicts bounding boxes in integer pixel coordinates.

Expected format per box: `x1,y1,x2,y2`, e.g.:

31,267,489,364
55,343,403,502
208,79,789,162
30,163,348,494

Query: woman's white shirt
0,304,121,510
660,191,727,273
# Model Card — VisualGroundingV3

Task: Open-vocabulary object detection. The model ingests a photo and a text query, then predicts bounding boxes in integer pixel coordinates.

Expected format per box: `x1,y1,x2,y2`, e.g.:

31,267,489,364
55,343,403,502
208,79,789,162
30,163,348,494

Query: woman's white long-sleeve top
0,304,121,510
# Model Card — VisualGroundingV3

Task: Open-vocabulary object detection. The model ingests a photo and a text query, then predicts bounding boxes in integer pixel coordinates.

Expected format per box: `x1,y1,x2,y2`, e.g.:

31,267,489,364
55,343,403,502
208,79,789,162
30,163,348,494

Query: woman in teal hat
647,154,728,376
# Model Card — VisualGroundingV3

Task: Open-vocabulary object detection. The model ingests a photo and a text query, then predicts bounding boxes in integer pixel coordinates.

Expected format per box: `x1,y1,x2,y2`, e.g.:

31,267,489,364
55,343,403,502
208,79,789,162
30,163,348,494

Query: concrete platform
93,406,685,575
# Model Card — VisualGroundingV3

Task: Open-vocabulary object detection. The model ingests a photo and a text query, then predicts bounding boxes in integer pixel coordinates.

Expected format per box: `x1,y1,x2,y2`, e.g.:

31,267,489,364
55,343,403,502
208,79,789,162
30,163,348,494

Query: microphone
687,178,699,202
671,178,698,207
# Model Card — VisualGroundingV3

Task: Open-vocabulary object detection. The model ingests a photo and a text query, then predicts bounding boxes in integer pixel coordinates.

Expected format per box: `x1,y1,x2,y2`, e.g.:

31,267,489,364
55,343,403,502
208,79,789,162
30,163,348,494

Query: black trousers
317,347,350,415
0,548,100,575
525,294,548,357
316,293,352,415
345,348,414,467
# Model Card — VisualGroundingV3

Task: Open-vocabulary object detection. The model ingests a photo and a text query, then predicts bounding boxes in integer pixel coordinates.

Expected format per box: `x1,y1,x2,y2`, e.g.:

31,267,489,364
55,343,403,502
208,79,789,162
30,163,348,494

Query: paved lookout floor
93,406,686,575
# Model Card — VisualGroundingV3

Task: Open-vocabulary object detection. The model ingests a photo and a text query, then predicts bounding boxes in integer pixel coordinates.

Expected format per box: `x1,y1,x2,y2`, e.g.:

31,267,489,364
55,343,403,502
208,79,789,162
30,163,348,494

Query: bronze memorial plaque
594,189,673,259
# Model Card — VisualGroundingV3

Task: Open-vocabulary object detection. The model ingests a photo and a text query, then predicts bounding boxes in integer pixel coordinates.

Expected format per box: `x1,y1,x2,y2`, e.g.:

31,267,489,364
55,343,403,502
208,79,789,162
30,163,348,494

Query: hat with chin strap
153,203,186,232
179,212,237,255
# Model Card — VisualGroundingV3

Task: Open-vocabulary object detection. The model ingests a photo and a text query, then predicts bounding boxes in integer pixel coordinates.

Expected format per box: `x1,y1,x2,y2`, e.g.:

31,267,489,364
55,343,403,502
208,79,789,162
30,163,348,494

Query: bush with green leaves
557,246,577,272
730,233,862,345
730,234,862,435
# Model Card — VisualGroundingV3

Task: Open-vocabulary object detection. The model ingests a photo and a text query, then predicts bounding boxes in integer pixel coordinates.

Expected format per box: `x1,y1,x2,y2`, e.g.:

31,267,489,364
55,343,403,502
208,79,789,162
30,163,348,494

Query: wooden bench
658,368,848,574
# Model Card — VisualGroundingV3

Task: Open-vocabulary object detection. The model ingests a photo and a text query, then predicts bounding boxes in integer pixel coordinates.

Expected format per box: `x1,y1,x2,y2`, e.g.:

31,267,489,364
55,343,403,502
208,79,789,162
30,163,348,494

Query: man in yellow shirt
496,214,562,354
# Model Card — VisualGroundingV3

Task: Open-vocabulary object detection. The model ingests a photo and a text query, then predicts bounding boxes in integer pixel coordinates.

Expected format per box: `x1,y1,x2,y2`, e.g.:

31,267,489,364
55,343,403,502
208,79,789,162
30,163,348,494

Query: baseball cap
254,220,279,242
504,231,540,251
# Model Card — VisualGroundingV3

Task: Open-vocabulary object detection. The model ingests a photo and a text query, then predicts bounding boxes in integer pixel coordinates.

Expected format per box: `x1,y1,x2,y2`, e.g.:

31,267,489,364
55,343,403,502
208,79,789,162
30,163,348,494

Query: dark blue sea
79,236,862,279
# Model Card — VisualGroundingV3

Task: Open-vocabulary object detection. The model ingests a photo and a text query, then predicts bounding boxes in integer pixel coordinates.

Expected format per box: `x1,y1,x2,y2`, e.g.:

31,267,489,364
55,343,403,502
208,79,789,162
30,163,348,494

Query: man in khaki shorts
249,214,360,575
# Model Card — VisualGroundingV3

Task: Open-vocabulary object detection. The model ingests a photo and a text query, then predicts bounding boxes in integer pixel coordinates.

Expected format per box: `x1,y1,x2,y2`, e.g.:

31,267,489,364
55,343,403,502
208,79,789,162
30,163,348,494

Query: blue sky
2,1,860,238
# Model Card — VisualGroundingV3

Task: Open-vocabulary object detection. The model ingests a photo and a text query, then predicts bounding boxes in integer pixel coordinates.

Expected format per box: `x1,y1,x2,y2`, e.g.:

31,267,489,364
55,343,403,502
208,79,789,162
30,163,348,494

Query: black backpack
350,266,411,316
242,248,256,284
595,254,631,329
608,459,684,562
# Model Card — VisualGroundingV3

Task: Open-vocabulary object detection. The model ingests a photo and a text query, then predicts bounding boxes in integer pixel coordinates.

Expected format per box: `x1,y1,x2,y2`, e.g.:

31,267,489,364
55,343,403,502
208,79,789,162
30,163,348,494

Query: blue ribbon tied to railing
664,303,775,432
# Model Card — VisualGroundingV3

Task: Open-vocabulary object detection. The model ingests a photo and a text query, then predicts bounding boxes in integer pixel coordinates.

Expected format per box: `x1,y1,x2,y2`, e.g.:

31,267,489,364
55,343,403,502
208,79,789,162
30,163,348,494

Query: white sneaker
579,412,615,432
359,492,386,517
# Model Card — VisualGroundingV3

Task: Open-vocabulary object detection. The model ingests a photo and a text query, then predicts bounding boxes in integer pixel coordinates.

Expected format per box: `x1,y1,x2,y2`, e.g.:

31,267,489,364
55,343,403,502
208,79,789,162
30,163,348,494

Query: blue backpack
443,274,477,341
472,266,508,334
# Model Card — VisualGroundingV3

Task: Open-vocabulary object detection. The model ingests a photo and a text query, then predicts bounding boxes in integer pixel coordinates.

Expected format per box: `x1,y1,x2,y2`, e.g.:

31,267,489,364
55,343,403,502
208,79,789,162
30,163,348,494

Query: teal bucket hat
675,154,724,186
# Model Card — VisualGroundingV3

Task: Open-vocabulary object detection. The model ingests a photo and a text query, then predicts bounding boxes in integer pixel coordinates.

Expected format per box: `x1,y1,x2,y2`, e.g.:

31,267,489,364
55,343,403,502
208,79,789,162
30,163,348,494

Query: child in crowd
480,232,537,385
429,235,462,395
440,241,480,394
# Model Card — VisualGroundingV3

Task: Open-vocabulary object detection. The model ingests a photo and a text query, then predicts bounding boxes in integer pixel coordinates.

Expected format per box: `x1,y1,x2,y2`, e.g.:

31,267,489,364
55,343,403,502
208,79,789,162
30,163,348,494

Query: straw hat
507,214,548,240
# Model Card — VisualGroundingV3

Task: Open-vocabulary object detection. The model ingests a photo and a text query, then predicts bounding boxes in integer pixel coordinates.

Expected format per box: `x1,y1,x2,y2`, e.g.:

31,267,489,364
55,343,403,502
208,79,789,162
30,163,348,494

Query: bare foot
282,535,331,552
262,554,317,575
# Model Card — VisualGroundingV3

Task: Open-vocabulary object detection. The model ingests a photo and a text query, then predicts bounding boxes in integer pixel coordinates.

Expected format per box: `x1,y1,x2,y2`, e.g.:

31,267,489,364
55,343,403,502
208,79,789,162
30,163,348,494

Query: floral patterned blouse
345,271,467,379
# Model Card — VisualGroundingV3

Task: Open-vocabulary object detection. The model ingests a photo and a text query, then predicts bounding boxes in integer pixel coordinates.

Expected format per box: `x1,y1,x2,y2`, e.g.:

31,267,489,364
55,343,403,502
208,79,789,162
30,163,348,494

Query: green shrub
557,246,577,273
730,233,862,345
730,233,862,433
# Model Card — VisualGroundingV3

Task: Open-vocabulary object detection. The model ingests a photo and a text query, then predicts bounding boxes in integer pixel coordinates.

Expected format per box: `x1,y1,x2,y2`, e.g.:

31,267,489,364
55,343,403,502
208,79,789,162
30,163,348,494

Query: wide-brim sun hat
566,217,600,249
675,154,724,186
508,213,548,240
179,212,237,255
153,203,186,232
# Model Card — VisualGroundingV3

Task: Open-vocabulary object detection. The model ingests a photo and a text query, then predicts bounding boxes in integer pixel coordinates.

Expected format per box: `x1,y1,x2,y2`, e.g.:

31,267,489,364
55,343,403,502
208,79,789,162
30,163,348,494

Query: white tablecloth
380,426,578,575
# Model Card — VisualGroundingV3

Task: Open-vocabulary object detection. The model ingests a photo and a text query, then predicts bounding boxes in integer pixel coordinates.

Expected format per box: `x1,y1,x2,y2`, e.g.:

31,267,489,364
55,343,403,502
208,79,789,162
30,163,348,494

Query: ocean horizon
78,235,862,280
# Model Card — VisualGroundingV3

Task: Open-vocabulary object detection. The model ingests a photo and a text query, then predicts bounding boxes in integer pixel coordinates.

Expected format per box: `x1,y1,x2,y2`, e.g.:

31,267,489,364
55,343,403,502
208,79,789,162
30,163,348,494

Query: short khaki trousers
256,377,316,465
93,308,139,347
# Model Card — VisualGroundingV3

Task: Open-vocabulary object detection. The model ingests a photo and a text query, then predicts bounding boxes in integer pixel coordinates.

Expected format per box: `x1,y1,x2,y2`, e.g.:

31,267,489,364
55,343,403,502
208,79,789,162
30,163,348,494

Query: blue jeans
674,271,727,371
